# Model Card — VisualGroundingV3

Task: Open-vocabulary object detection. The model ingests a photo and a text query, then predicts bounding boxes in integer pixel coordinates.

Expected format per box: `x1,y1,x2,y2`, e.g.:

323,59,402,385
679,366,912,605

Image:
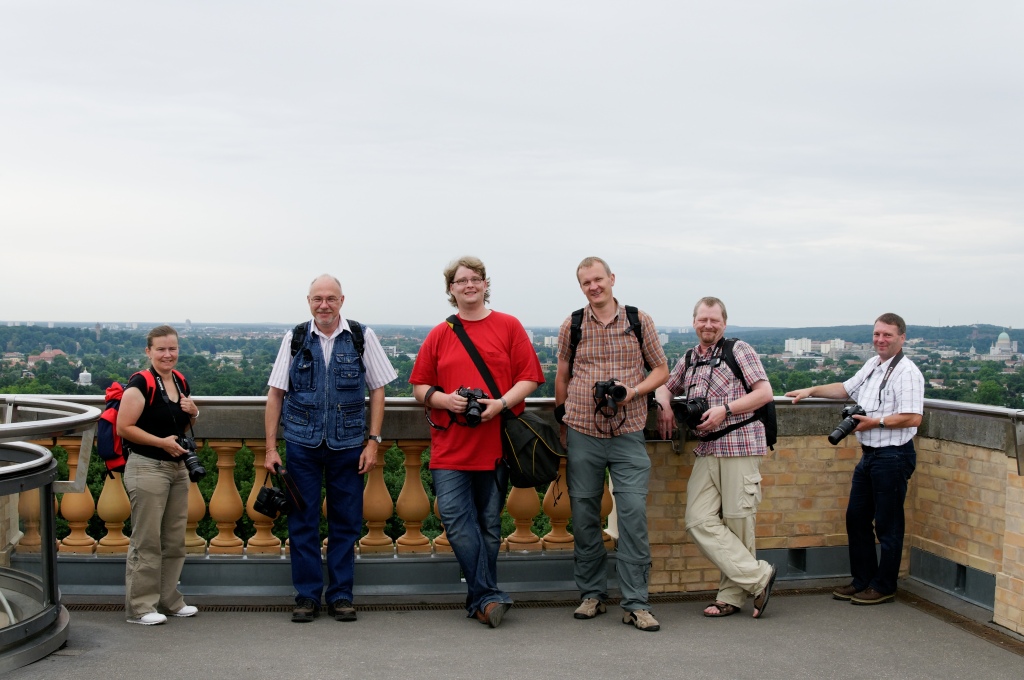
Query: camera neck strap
446,315,503,401
876,350,904,401
151,367,196,441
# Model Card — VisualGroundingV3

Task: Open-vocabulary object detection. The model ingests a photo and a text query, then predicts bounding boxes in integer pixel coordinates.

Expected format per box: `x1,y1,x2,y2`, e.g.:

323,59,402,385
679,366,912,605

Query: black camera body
178,436,206,482
254,485,291,519
829,404,867,445
672,396,711,429
456,387,489,427
593,380,628,411
253,463,306,518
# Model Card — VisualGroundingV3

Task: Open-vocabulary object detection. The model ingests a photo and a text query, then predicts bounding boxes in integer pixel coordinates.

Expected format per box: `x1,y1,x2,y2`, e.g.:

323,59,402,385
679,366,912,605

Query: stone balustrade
4,396,1023,636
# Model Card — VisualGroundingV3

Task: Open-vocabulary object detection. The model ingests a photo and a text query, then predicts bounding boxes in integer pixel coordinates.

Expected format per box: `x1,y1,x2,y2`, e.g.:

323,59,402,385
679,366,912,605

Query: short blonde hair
693,297,728,322
443,256,491,308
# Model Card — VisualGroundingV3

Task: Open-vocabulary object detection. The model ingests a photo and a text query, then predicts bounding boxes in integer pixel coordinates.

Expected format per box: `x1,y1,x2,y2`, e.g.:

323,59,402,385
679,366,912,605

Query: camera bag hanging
446,315,566,490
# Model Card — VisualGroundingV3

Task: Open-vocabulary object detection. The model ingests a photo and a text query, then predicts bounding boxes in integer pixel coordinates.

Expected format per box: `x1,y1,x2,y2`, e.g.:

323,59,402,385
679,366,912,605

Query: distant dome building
988,330,1017,358
77,369,92,386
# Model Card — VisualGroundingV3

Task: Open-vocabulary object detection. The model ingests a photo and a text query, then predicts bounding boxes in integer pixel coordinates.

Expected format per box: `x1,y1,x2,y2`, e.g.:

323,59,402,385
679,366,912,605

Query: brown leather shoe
850,587,895,605
474,601,510,628
291,598,320,623
832,584,859,601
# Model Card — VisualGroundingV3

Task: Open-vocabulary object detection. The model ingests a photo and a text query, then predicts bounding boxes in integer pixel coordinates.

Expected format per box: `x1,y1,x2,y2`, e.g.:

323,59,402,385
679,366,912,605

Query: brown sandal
703,602,740,617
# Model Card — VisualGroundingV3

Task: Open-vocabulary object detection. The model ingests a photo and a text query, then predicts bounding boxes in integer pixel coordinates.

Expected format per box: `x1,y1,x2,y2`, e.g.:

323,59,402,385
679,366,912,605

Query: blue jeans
846,441,916,595
432,467,512,617
286,441,363,606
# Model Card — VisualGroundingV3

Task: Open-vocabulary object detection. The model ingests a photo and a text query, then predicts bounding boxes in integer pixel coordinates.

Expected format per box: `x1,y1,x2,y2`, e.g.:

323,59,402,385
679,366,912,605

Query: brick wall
995,457,1024,634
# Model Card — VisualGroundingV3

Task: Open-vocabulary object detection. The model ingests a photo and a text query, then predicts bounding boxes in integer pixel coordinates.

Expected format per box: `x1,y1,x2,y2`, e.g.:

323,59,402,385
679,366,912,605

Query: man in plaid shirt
555,256,669,632
655,297,778,619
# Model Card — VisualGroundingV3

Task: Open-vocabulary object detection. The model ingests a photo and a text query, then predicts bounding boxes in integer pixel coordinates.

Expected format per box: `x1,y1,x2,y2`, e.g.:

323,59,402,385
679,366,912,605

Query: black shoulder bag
446,315,566,490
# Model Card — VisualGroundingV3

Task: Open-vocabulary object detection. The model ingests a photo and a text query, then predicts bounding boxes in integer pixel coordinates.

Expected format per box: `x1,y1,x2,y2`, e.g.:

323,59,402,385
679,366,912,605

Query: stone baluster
395,441,432,554
16,488,43,552
541,458,573,550
185,477,208,554
359,440,394,554
601,483,615,549
433,497,452,553
57,439,96,553
244,443,282,554
95,471,131,553
207,440,244,554
505,486,542,551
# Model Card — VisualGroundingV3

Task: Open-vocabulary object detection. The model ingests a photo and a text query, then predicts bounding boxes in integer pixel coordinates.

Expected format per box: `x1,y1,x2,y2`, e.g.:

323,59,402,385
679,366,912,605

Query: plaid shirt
558,303,667,438
665,339,768,457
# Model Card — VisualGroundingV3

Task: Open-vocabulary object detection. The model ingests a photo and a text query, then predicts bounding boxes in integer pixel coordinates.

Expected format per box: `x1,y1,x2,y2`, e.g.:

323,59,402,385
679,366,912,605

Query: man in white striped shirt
787,313,924,606
264,274,397,623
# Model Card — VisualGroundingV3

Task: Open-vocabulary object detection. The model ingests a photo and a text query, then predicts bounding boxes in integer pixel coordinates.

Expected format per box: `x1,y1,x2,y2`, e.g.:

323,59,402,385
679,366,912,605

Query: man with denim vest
655,297,777,619
787,312,924,605
555,256,668,632
265,274,397,622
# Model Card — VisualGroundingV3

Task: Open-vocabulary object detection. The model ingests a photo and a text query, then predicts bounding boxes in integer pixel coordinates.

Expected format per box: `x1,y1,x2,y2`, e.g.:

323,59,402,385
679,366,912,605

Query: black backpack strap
347,320,365,357
446,315,502,400
719,339,751,393
289,322,309,357
567,308,584,379
624,305,651,372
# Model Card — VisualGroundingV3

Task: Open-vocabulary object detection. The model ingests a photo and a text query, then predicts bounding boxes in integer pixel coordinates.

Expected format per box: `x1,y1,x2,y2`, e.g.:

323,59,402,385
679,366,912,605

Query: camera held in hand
456,387,489,427
829,404,867,445
593,380,628,413
671,396,711,429
177,435,206,482
253,463,306,519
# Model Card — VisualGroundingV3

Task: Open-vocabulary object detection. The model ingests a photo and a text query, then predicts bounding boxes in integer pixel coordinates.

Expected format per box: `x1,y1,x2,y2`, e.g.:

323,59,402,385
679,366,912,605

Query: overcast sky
2,1,1021,330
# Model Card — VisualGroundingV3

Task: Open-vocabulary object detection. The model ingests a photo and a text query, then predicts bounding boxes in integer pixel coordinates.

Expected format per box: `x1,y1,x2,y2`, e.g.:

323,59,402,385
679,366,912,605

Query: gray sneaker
622,609,660,632
574,598,607,619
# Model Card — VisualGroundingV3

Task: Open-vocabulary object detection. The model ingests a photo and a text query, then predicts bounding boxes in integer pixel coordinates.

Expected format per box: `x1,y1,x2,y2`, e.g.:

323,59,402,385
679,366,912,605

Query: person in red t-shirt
410,256,543,629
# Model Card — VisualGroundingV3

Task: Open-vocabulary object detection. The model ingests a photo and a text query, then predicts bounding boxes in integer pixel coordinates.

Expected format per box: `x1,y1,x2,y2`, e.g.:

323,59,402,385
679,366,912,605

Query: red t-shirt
410,310,545,470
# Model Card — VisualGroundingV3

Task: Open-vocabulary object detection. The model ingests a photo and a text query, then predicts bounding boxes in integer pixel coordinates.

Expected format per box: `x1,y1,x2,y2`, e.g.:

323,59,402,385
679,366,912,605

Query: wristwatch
724,403,732,418
879,418,886,429
368,434,383,444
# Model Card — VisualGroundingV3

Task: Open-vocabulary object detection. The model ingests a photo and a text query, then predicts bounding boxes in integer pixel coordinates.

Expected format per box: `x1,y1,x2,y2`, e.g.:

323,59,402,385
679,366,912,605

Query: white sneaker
127,612,167,625
172,605,198,617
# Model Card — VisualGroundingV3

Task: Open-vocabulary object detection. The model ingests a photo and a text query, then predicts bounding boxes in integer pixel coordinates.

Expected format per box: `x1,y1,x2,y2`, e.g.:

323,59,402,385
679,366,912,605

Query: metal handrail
0,396,100,493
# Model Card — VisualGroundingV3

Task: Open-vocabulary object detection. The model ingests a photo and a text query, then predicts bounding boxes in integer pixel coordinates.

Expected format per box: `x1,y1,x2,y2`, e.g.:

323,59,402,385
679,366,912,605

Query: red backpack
96,369,189,473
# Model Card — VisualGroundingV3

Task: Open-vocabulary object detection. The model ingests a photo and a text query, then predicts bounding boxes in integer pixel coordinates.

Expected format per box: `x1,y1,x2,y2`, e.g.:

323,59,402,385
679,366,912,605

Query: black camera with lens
828,404,867,445
178,435,206,482
253,463,305,519
254,484,290,519
593,380,628,411
671,396,711,429
456,387,489,427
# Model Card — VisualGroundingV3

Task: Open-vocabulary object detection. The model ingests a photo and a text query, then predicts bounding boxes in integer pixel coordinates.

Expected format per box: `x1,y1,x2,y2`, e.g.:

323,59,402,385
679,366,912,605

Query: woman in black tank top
117,325,200,626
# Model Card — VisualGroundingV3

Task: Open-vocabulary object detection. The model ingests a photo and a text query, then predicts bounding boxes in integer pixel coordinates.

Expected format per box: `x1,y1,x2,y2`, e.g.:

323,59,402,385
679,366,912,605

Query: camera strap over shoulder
877,350,904,400
151,367,196,443
446,315,502,401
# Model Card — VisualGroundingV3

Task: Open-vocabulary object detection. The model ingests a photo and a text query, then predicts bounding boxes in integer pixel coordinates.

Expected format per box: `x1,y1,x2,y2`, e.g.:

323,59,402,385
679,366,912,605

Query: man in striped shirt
265,274,397,623
655,297,778,619
787,312,924,606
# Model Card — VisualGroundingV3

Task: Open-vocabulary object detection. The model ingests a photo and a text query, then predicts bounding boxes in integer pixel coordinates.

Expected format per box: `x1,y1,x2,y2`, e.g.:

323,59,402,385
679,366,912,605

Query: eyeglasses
452,277,484,287
309,296,342,306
